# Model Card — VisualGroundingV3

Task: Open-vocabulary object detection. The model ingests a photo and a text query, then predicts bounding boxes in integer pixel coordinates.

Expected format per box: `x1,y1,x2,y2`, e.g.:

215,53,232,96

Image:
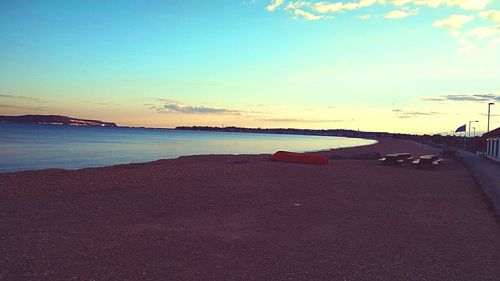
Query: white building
485,127,500,162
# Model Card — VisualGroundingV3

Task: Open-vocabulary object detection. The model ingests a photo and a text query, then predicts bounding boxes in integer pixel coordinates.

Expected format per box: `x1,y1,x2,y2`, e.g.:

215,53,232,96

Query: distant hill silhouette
0,115,117,127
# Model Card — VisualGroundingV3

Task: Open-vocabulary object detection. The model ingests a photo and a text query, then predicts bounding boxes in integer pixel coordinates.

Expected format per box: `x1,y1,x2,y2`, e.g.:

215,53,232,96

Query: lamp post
467,120,479,150
468,120,478,138
488,103,494,132
473,127,476,137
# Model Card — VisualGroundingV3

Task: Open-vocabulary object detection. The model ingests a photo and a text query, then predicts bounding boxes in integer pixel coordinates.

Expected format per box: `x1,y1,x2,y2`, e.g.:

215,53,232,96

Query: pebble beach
1,138,499,280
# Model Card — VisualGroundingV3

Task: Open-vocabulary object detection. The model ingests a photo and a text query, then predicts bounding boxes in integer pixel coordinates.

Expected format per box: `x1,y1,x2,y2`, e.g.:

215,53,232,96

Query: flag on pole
455,124,466,133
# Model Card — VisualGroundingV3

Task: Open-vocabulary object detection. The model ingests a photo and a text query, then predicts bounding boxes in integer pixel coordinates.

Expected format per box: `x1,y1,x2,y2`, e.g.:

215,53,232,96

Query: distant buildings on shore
175,125,431,140
175,125,392,139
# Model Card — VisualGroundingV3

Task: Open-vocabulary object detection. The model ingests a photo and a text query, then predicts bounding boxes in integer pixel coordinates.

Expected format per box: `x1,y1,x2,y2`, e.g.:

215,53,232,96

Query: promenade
457,149,500,215
420,142,500,215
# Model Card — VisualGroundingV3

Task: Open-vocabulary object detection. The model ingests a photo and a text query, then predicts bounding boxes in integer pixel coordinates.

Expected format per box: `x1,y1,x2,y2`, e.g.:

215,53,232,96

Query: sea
0,123,376,173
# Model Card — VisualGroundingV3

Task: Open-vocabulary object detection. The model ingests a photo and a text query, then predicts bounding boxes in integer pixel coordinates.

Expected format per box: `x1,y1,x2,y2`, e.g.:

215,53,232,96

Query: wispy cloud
432,13,499,52
392,109,445,118
81,100,118,106
384,8,419,19
480,112,500,117
464,24,500,40
432,14,474,30
256,117,353,123
432,15,478,52
283,0,374,16
0,103,52,110
0,94,47,103
0,104,20,108
267,0,284,11
157,98,182,104
391,0,491,10
152,99,242,115
294,9,323,20
265,0,497,52
422,93,500,102
478,10,500,22
158,104,241,115
358,14,372,20
311,1,371,13
267,0,493,18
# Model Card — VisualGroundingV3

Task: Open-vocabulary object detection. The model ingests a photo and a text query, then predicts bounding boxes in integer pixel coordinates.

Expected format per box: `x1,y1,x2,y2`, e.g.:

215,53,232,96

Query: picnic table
411,155,443,169
378,153,412,165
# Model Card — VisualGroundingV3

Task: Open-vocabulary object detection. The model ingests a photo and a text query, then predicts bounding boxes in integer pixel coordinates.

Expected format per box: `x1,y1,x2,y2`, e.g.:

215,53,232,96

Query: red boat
271,151,329,165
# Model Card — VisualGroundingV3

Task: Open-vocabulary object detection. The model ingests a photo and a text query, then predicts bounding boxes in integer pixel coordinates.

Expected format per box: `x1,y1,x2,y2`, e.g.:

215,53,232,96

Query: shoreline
1,138,499,280
0,131,377,174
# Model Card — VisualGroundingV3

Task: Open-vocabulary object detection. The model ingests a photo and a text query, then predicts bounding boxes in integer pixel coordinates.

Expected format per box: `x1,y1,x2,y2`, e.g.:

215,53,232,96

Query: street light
465,120,479,150
468,120,479,138
473,127,476,137
488,103,494,132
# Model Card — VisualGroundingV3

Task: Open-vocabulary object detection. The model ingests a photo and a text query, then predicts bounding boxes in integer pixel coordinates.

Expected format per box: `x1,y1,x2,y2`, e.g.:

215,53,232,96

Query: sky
0,0,499,134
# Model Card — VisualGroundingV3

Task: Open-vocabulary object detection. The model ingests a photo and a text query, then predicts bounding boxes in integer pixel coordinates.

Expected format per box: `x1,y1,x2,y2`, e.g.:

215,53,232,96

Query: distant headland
0,115,117,127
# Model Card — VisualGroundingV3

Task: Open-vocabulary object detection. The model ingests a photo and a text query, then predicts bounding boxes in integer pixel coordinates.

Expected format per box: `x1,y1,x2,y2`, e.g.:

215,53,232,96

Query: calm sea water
0,123,376,173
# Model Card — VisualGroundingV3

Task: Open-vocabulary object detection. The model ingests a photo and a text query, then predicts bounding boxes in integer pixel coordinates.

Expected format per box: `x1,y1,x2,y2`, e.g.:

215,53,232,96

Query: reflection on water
0,123,376,172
